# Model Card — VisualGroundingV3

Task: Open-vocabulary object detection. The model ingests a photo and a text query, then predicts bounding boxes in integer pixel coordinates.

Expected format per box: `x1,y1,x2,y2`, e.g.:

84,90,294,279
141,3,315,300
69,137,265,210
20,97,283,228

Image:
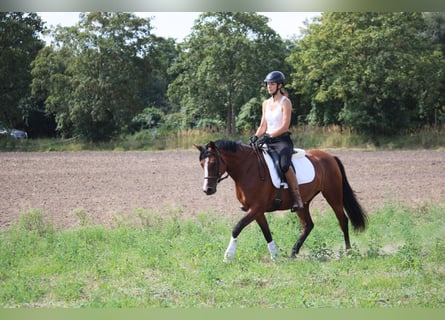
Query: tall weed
17,208,53,237
3,125,443,152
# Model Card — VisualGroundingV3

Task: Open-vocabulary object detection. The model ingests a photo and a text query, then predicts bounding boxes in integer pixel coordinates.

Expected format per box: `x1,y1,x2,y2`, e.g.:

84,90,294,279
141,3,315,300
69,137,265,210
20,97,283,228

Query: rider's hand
249,135,258,145
257,134,271,146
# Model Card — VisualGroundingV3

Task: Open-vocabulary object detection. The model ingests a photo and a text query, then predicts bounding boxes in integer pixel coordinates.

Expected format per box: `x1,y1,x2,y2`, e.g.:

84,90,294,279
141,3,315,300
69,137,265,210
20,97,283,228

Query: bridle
203,148,229,184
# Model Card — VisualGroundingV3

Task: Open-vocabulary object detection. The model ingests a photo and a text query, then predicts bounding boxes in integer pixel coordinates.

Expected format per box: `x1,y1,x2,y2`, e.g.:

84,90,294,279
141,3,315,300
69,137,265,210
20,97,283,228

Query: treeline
1,12,444,141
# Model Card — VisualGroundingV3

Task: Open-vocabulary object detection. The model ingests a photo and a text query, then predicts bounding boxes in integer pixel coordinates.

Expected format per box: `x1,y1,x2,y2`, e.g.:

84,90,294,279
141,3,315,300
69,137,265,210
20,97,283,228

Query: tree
424,12,445,55
167,12,288,134
0,12,44,129
140,35,178,114
423,12,445,127
288,12,444,135
32,12,164,141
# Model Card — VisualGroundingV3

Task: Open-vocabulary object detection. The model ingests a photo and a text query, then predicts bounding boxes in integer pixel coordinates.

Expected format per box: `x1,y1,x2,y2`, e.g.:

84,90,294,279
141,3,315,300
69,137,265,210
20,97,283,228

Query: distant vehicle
10,129,28,139
0,124,28,139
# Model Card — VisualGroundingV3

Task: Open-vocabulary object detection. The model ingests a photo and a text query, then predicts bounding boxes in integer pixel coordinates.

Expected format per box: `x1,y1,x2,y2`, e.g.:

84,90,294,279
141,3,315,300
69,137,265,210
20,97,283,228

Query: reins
252,143,266,181
204,142,265,185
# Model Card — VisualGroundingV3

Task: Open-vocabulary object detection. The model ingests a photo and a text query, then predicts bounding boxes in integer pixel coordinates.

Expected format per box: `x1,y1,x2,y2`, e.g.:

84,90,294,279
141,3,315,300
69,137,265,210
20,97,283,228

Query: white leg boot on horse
267,240,279,261
284,168,304,212
224,237,237,263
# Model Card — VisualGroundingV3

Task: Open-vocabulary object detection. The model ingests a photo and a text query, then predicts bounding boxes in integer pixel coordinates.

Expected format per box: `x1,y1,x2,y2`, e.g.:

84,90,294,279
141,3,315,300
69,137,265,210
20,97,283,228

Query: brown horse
195,139,368,262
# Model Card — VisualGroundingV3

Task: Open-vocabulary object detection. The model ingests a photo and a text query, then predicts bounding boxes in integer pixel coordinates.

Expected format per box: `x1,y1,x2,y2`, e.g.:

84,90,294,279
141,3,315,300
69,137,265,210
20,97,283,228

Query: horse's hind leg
323,192,351,251
291,207,314,258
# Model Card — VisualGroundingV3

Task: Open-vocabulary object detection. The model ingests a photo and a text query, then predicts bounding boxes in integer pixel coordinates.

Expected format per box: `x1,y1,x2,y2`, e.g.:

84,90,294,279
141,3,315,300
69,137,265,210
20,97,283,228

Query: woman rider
250,71,304,211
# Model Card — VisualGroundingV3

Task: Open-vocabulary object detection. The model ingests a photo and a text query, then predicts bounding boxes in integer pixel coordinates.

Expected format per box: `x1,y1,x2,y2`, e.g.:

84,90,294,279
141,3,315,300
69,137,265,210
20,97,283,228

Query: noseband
203,148,229,184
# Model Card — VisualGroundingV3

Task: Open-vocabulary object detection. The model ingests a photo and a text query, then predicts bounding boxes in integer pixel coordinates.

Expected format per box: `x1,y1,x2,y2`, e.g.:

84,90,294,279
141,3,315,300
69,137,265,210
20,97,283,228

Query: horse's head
194,141,227,195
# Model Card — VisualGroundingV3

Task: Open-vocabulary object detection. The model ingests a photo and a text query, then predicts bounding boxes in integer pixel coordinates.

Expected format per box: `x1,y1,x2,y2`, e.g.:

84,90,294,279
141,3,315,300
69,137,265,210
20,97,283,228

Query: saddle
258,146,314,212
261,146,315,189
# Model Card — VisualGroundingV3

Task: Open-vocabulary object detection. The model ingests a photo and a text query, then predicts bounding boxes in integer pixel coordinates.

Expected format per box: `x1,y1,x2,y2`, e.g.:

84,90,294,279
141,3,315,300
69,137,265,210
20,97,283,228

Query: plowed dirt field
1,149,444,229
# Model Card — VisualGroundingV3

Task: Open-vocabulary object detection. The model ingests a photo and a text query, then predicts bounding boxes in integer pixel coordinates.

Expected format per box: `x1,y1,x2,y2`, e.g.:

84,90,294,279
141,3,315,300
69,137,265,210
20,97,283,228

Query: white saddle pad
263,149,315,189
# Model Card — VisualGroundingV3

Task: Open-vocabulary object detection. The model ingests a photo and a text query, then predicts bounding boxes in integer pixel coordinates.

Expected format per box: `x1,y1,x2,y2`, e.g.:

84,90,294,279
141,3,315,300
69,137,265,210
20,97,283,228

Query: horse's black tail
334,156,368,232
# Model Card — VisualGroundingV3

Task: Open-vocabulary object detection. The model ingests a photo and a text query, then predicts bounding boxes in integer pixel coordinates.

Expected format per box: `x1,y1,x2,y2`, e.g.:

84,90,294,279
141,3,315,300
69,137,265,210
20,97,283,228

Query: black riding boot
284,168,304,211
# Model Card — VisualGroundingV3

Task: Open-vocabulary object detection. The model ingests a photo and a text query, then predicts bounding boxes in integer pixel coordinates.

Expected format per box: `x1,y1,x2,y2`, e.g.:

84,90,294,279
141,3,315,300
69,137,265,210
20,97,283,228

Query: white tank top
265,96,287,134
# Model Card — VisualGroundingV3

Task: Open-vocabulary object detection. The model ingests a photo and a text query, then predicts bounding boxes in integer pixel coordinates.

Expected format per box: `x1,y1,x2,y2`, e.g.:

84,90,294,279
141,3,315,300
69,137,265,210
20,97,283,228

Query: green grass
0,203,444,308
290,125,445,150
2,126,444,151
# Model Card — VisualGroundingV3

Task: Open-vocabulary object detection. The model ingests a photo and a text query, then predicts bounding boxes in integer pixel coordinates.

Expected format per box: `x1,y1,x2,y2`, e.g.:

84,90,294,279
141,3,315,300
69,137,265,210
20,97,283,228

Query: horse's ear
209,141,216,149
194,144,204,152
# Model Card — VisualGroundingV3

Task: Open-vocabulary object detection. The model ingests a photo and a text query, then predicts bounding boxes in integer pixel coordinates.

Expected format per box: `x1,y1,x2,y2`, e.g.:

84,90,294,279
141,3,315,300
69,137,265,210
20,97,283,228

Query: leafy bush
129,107,165,133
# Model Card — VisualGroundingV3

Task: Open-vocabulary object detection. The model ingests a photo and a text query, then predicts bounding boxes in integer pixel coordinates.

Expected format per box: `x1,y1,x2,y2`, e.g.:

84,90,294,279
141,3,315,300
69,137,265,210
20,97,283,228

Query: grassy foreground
0,203,444,308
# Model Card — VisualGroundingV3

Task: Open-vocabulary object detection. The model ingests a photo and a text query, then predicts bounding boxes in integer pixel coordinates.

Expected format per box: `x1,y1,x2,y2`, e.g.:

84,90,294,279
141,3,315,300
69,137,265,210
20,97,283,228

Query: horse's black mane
213,139,245,153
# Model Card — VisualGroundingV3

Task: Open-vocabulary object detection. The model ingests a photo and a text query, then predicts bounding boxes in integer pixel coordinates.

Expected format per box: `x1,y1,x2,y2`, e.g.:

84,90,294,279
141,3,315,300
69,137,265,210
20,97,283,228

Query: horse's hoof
223,252,234,263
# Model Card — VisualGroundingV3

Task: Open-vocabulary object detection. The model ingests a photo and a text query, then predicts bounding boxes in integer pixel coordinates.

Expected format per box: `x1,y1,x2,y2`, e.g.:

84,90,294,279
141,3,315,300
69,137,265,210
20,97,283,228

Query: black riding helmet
264,71,285,96
263,70,285,84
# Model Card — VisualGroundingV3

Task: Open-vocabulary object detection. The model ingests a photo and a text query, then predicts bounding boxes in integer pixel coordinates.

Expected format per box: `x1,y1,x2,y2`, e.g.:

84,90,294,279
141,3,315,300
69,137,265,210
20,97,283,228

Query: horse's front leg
223,211,257,263
255,213,279,261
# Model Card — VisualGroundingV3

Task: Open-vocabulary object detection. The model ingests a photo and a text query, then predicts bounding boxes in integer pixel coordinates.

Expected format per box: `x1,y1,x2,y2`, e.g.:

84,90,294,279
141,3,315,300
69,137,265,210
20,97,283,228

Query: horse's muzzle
203,187,216,195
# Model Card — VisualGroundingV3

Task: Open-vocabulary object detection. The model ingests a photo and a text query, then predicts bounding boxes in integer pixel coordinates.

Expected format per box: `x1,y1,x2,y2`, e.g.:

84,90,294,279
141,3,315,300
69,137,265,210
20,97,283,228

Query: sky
37,12,321,42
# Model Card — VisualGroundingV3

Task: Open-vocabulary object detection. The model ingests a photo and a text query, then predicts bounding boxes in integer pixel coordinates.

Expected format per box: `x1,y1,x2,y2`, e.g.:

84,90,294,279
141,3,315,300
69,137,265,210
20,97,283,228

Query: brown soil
1,149,444,229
